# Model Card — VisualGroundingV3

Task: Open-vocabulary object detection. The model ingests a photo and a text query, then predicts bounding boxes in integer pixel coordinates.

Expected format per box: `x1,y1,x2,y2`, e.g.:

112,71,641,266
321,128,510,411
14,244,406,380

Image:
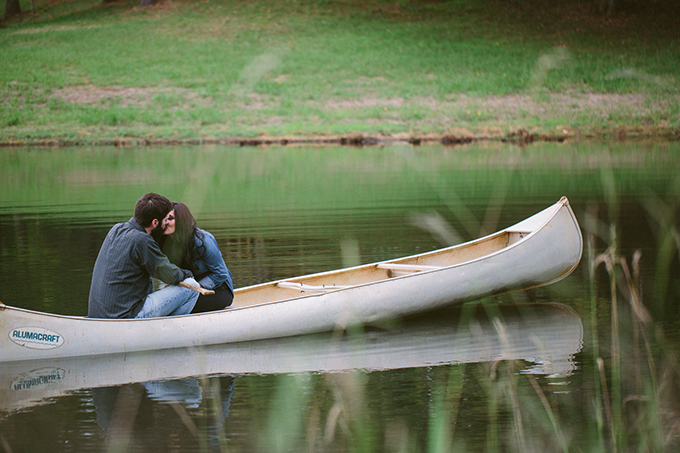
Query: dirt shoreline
1,127,678,147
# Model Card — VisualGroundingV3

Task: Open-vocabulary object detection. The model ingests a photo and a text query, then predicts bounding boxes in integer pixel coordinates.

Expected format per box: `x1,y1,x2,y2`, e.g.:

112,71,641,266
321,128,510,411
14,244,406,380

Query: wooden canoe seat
277,282,351,292
377,263,442,277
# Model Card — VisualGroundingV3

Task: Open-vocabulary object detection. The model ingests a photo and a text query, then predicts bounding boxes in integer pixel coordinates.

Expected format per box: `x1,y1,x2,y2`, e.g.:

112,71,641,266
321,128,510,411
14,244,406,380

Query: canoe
0,303,583,413
0,197,583,362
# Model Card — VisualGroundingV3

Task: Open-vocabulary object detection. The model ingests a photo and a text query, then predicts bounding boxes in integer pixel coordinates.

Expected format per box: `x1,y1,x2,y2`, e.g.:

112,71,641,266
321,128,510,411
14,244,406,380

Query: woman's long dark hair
161,202,205,272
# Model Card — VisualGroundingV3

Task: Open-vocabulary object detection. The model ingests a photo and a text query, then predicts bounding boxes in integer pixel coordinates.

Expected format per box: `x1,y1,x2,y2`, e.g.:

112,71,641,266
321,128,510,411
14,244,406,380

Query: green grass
1,0,679,143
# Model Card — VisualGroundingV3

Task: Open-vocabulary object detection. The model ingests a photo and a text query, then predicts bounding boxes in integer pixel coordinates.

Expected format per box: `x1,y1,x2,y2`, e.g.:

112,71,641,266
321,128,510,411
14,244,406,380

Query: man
88,193,200,319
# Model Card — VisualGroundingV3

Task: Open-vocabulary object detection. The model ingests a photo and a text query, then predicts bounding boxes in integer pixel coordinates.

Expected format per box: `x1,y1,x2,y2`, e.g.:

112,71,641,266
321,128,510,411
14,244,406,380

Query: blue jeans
135,278,200,318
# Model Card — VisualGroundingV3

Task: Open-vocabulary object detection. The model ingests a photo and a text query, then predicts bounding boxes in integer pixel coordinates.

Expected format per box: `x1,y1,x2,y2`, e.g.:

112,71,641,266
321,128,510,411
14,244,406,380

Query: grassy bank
1,0,679,145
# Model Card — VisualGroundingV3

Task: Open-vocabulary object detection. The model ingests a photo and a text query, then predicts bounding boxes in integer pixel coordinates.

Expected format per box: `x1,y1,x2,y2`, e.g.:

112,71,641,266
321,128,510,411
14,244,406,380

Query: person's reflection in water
142,378,203,408
92,385,128,432
92,376,236,449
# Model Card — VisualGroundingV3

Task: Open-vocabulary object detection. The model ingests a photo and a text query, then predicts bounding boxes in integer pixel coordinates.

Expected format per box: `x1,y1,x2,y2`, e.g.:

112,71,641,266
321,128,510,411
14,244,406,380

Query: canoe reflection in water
1,302,583,418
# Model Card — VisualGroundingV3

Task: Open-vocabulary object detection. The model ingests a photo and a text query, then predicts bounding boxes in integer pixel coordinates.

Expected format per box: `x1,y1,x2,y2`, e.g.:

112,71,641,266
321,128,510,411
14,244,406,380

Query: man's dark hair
134,193,173,228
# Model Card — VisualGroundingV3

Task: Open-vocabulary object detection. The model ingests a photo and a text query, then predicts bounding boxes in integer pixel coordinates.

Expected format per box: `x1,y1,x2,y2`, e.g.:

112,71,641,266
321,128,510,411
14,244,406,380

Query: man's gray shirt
88,218,192,318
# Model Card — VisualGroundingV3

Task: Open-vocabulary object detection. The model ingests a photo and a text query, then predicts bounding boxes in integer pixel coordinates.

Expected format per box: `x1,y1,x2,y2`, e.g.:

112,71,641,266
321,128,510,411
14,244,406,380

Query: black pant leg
191,284,234,313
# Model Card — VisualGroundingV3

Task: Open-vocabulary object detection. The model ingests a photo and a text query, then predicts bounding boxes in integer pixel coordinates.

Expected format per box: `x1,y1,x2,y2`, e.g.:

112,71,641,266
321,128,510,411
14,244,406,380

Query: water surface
1,142,679,451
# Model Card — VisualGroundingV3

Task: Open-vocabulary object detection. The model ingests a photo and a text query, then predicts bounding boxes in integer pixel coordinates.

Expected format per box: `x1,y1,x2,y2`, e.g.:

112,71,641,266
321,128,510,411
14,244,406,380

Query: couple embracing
88,193,233,319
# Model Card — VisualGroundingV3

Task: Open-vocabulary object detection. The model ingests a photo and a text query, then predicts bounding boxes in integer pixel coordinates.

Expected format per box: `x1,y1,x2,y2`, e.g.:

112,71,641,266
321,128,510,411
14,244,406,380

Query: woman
160,202,234,313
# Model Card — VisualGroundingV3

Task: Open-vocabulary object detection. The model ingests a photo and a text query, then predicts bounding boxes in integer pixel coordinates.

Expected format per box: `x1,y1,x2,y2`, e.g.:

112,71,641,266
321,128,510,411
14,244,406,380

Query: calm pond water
1,142,680,451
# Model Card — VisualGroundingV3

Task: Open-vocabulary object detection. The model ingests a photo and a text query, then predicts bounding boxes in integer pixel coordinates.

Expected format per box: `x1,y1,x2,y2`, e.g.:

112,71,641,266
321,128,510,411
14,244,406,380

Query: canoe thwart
377,263,442,277
377,263,442,272
277,282,351,293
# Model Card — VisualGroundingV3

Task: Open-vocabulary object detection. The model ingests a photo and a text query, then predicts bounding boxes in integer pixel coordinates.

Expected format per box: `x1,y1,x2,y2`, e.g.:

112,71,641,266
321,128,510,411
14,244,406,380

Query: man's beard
150,222,166,242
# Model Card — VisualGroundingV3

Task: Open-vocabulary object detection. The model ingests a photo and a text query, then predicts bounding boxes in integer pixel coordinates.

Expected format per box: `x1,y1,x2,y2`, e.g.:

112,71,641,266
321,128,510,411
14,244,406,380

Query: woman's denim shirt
192,229,233,293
